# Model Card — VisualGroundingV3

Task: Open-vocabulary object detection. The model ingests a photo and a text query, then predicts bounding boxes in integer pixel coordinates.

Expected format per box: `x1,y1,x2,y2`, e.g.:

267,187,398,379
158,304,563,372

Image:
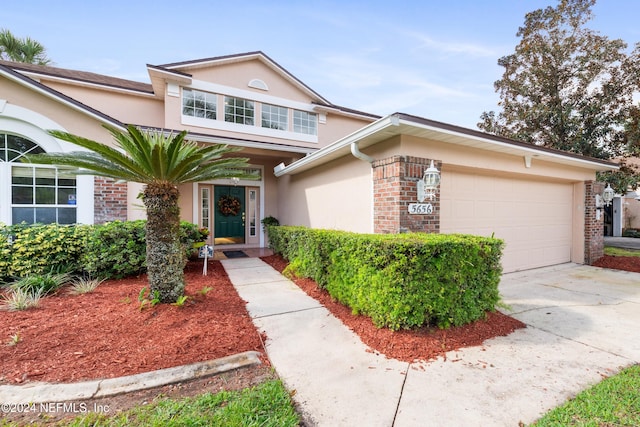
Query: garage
440,170,574,273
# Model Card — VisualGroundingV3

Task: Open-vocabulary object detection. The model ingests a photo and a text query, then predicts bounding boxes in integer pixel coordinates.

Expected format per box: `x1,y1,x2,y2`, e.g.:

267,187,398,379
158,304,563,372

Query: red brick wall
584,181,605,264
372,156,441,234
94,177,128,224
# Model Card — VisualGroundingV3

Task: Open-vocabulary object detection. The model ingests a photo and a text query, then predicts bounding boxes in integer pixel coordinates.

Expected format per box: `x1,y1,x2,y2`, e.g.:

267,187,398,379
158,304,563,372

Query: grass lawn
0,379,300,427
530,364,640,426
604,246,640,257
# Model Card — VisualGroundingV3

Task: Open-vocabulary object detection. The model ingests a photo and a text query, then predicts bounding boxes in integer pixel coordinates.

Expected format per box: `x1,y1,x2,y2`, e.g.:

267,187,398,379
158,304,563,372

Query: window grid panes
11,165,77,225
249,190,257,237
0,134,45,162
293,110,317,135
183,89,217,120
224,97,254,125
201,187,210,231
261,104,288,130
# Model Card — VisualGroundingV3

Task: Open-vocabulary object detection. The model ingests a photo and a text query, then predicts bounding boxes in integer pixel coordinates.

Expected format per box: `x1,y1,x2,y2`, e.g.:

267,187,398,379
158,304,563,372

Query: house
0,52,617,273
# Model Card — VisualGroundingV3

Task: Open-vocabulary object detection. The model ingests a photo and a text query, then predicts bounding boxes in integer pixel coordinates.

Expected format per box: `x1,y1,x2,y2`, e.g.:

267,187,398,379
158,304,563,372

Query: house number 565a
408,203,433,214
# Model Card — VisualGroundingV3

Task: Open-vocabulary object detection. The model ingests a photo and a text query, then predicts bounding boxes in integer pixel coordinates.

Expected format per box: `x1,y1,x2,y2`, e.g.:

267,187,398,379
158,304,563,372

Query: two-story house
0,51,617,272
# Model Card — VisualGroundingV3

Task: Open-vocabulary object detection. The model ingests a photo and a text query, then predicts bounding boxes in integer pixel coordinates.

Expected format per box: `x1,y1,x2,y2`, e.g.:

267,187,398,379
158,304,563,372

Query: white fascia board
274,114,399,177
398,117,620,171
186,132,316,155
0,69,126,131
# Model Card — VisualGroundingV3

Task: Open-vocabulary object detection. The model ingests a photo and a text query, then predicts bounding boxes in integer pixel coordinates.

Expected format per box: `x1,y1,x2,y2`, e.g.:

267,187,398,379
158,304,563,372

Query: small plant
10,272,72,296
138,287,160,311
69,277,105,295
261,216,280,231
7,332,21,346
198,286,213,296
1,288,43,311
171,295,189,307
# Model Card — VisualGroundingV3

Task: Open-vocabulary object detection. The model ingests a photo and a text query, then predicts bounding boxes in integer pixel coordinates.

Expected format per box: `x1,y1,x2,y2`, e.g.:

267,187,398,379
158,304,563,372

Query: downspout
350,142,375,163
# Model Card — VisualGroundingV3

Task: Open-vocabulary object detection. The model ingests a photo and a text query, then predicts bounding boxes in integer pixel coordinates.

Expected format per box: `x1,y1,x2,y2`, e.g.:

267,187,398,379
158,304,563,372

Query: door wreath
218,194,241,216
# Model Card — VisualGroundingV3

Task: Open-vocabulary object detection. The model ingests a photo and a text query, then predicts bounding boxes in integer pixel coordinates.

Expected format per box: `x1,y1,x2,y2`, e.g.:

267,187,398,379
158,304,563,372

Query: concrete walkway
222,258,640,427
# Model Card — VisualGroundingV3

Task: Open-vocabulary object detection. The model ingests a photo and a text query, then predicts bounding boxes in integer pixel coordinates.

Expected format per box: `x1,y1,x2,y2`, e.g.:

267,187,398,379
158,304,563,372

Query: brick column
584,181,605,264
94,177,128,224
372,156,440,234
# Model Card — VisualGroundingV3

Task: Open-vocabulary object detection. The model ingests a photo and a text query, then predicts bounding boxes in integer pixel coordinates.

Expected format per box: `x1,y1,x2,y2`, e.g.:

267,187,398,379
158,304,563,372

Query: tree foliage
25,125,256,302
478,0,640,192
0,29,51,65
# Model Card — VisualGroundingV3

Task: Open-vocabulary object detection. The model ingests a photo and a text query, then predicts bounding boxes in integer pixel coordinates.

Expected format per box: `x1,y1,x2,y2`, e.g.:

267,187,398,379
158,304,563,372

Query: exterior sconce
230,177,240,186
595,184,615,220
417,160,441,201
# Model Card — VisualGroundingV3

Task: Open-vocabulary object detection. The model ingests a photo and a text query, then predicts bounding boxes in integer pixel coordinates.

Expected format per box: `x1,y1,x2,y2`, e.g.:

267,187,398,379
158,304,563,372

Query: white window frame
0,102,94,224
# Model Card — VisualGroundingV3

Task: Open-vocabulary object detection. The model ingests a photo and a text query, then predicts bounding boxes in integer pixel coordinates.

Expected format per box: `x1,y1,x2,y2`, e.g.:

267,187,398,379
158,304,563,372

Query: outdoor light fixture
595,184,615,220
602,184,615,207
417,160,441,201
230,177,240,186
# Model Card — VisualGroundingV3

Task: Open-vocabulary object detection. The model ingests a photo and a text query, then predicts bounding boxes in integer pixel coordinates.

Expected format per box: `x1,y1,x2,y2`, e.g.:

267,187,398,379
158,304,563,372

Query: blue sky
4,1,640,129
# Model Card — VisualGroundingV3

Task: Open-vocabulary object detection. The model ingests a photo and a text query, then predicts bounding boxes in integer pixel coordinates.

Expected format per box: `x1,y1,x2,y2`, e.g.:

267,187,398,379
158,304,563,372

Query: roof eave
274,113,620,177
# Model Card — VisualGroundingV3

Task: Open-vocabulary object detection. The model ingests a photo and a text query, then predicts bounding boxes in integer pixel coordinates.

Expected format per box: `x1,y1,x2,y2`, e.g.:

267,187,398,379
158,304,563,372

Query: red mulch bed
0,261,267,385
593,254,640,273
261,254,526,363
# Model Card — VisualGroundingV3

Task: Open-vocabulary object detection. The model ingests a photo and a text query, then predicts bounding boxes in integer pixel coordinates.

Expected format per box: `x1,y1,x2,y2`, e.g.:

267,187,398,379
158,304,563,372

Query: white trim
182,115,318,143
188,80,318,113
0,69,125,130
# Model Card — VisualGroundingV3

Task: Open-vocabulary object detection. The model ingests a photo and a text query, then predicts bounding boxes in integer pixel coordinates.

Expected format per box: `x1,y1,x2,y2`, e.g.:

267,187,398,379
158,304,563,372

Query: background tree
0,29,51,65
26,125,256,303
478,0,640,192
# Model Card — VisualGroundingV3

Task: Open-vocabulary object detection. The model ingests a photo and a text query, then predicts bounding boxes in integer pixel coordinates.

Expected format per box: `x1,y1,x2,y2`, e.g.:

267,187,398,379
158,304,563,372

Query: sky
3,0,640,129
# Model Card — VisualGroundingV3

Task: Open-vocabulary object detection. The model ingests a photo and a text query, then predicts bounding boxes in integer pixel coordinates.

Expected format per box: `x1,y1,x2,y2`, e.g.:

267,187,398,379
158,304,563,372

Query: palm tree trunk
142,184,185,303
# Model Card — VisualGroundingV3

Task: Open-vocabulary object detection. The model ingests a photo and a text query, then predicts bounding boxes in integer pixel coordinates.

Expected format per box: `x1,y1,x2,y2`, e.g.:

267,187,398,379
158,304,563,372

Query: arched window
1,133,77,224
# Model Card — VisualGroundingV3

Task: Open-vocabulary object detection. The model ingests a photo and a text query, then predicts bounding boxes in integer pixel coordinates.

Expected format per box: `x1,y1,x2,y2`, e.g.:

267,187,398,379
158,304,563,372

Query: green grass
0,379,300,427
604,246,640,257
530,364,640,426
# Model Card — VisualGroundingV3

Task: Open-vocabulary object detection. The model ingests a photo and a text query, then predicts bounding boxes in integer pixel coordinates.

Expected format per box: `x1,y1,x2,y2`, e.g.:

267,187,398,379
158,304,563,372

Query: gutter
274,114,400,177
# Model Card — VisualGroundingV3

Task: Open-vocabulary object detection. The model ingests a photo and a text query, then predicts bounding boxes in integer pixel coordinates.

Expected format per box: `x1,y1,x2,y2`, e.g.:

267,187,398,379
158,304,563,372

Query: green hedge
268,226,504,330
0,221,206,281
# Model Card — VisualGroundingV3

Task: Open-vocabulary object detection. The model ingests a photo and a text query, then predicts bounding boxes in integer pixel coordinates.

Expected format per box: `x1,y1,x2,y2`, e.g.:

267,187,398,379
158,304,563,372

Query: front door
214,186,245,244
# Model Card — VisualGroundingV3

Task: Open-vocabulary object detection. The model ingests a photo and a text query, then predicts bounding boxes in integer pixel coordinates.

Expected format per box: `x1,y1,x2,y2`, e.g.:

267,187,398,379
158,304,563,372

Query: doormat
223,250,248,259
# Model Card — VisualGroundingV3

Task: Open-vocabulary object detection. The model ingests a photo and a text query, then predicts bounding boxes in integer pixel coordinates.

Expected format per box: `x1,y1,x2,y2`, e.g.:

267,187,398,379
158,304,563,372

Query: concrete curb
0,351,262,404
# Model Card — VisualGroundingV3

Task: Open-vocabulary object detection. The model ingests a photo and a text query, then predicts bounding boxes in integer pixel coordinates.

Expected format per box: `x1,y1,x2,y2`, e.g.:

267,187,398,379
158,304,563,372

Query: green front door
214,186,245,244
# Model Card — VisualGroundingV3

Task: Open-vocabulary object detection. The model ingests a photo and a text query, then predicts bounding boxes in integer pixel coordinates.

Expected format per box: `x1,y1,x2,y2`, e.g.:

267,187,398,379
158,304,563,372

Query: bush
0,220,207,281
0,223,91,279
269,226,504,330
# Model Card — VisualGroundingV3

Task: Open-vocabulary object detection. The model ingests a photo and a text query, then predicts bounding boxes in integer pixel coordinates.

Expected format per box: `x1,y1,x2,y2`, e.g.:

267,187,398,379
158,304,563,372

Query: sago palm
26,125,255,302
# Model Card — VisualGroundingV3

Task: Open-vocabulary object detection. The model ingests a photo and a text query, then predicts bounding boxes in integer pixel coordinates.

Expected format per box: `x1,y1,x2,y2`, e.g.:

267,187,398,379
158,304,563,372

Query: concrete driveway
395,263,640,426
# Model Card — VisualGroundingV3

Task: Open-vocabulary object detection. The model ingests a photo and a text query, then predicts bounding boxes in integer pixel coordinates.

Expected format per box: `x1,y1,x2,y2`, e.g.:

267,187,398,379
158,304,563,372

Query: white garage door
440,171,573,273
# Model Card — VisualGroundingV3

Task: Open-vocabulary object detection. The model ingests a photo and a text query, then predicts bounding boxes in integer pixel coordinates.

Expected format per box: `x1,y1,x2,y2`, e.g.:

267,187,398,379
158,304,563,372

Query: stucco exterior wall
277,155,372,232
42,81,164,128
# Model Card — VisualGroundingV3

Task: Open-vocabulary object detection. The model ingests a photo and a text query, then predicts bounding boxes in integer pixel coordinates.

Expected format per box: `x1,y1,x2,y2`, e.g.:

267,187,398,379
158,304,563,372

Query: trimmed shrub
0,223,91,279
0,220,206,281
269,226,504,330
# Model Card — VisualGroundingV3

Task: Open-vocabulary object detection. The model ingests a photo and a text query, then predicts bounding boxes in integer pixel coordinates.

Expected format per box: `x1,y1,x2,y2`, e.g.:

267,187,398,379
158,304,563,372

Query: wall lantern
595,184,615,220
417,160,441,201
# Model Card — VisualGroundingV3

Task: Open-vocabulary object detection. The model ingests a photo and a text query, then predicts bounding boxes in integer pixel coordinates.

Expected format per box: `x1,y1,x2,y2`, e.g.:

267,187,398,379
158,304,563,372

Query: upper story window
293,110,318,135
224,97,254,125
261,104,288,130
183,89,217,119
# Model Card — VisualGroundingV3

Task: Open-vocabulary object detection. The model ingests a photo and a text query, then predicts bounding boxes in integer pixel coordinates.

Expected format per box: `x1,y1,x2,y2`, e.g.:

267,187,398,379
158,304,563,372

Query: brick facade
584,181,605,264
93,177,128,224
372,155,441,234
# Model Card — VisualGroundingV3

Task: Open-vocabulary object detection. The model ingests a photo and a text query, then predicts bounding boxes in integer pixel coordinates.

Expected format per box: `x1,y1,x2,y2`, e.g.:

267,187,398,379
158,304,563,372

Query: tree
0,29,51,65
25,125,256,302
478,0,640,169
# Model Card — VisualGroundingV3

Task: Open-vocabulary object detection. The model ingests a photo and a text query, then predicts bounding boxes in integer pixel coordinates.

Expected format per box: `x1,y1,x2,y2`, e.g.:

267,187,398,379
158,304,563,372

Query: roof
274,112,620,176
0,63,126,128
151,51,379,121
0,60,153,94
